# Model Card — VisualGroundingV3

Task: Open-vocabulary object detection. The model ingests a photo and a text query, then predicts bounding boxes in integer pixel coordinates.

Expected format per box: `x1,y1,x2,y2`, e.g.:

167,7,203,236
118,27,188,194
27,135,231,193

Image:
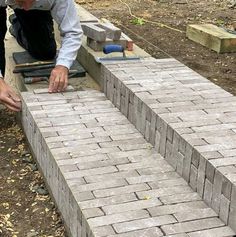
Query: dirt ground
80,0,236,94
0,109,66,237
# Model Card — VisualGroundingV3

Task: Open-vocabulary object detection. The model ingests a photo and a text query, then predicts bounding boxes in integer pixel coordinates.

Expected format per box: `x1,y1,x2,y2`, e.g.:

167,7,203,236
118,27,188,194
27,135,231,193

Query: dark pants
0,8,57,77
0,7,7,76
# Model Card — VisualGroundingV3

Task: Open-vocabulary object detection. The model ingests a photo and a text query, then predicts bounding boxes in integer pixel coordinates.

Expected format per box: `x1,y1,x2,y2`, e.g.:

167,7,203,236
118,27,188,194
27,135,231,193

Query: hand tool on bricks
23,76,48,84
13,61,56,73
96,44,140,63
23,71,79,84
15,60,54,68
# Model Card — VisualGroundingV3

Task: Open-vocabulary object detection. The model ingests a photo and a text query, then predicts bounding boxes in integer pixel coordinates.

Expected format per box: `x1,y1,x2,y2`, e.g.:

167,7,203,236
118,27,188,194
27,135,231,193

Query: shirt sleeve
51,0,83,69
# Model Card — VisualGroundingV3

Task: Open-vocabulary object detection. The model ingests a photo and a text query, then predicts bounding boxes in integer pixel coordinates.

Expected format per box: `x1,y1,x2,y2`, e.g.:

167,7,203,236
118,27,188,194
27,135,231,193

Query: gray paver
93,225,116,237
173,208,217,222
148,201,208,217
161,218,225,235
107,227,163,237
113,215,176,233
88,210,149,227
102,198,162,215
187,226,235,237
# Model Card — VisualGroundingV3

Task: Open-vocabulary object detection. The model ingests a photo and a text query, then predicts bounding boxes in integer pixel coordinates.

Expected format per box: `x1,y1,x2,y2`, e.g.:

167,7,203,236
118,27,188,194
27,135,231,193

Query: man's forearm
0,7,7,77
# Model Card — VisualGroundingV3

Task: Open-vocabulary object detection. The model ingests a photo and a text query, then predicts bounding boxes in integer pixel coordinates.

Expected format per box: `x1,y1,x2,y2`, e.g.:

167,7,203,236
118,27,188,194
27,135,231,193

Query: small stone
36,187,49,196
22,156,33,164
29,164,38,171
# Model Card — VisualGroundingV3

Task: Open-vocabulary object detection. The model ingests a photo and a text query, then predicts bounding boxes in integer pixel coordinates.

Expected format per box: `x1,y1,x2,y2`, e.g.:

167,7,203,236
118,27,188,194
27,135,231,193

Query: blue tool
96,45,140,63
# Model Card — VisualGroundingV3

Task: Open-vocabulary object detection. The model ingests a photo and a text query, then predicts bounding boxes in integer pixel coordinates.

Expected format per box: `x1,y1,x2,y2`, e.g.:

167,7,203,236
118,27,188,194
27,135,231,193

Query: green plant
216,19,225,26
130,17,145,25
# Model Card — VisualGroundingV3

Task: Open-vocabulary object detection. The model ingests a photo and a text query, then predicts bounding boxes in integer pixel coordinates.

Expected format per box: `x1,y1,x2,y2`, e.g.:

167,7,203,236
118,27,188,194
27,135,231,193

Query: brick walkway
21,88,235,237
102,58,236,230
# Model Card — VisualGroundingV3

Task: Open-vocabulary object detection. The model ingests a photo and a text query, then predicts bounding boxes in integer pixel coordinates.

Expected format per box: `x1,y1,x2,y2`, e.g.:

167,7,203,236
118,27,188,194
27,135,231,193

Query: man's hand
0,79,21,112
48,65,68,93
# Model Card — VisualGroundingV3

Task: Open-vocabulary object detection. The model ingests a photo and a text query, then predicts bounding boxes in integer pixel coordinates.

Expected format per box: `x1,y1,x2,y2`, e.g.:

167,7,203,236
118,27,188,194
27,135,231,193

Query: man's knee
29,42,57,60
0,7,7,38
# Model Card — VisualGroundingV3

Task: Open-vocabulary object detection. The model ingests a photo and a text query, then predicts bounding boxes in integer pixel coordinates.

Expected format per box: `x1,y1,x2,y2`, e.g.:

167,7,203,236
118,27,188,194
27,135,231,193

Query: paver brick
148,201,207,217
85,170,139,183
93,183,150,198
73,179,127,193
81,23,107,41
107,227,163,237
64,166,118,180
79,193,138,210
102,198,162,215
148,178,187,189
113,215,176,233
229,185,236,229
93,225,116,237
83,208,104,219
137,185,193,200
160,193,201,205
187,226,235,237
74,191,95,202
126,172,180,185
219,194,230,223
173,208,217,222
88,210,149,227
161,218,225,235
165,234,188,237
212,170,223,213
76,157,129,170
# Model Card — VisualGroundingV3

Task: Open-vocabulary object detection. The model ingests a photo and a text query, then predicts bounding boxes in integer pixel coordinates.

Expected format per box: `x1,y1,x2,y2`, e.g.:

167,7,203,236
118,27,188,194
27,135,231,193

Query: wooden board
13,51,86,78
186,24,236,53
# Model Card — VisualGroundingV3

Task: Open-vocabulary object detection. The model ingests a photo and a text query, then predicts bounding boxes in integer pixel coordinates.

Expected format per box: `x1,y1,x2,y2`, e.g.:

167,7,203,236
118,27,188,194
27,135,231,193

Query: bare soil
0,109,66,237
79,0,236,94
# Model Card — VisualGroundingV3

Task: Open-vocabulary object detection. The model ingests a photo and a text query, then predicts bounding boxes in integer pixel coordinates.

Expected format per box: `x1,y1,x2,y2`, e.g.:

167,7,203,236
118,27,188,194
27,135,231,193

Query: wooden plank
186,24,236,53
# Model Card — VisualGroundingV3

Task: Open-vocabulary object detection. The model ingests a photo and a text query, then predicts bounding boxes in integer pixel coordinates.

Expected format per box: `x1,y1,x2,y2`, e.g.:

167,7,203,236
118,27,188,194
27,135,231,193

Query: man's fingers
9,90,21,102
52,75,60,92
62,75,68,91
1,96,21,111
58,78,65,92
59,74,68,92
5,103,21,112
48,76,54,93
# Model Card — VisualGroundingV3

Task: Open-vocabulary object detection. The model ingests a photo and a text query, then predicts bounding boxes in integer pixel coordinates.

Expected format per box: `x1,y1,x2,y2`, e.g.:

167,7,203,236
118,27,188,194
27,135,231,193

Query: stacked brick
101,57,236,232
81,23,133,51
21,89,235,237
